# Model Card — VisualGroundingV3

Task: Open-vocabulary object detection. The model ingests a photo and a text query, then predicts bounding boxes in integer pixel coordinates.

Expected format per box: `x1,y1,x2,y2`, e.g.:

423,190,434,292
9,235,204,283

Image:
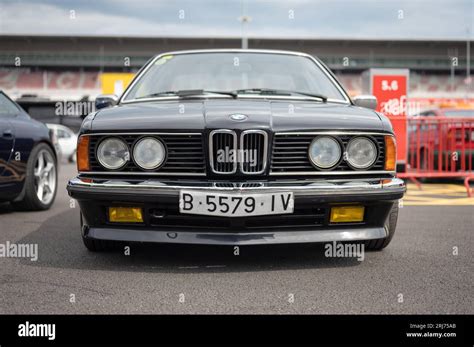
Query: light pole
238,1,251,49
466,27,471,99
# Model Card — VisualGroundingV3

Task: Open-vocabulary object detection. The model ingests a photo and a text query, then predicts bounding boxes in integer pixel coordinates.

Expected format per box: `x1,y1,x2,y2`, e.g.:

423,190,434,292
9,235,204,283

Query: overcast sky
0,0,472,40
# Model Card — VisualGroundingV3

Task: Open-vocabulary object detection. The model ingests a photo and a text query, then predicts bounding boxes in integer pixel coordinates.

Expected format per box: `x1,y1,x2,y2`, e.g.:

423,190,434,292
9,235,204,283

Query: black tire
365,203,399,251
82,236,115,252
68,151,76,163
12,143,58,211
80,214,116,252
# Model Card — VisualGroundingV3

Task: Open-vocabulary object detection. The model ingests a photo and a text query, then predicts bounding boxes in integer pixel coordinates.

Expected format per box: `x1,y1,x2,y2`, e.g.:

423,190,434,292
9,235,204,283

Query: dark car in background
67,49,405,252
0,91,58,210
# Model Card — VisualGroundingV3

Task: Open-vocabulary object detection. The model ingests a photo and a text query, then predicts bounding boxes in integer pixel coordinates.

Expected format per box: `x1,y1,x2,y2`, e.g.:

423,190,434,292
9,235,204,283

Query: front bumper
67,176,405,245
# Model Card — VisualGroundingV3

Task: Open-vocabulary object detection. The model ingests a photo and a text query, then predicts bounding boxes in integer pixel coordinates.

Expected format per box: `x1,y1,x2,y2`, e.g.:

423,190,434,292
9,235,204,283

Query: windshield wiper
235,88,327,102
136,89,237,99
136,88,327,102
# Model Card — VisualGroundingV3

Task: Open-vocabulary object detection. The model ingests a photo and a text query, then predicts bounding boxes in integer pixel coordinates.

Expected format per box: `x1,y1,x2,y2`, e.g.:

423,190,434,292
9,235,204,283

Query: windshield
123,52,348,102
444,110,474,117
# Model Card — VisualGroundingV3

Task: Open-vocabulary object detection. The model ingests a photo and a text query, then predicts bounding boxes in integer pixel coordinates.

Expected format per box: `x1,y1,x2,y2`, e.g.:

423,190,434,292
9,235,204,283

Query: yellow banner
100,73,135,95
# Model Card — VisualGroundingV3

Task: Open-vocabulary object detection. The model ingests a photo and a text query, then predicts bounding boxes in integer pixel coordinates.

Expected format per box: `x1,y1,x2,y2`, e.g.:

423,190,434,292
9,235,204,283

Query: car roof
152,49,314,59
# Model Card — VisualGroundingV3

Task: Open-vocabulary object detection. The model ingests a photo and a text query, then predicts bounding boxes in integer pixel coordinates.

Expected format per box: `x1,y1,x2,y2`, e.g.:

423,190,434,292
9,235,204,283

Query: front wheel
68,150,76,163
12,143,58,210
365,203,399,251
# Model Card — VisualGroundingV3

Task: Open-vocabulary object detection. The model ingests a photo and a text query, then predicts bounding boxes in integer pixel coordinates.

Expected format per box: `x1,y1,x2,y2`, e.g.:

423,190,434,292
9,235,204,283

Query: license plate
179,190,294,217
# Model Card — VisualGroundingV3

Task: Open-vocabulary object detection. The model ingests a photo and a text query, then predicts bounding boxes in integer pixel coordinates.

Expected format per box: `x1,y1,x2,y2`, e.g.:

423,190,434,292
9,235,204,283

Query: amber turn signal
109,207,144,223
384,135,396,171
77,135,90,171
330,206,365,223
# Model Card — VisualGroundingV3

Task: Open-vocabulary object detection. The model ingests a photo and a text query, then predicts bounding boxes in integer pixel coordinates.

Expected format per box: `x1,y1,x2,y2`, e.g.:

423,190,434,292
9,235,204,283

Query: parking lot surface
0,163,472,314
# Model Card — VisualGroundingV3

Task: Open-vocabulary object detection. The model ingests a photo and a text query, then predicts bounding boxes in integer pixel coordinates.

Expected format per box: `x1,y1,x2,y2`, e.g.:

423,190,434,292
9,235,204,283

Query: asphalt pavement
0,163,472,314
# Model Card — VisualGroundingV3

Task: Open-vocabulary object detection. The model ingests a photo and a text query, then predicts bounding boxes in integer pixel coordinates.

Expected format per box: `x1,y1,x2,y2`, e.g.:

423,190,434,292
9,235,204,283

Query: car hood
89,99,388,133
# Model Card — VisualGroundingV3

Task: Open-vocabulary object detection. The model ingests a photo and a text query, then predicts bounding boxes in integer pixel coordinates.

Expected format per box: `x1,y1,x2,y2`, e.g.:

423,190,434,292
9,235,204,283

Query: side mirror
95,94,118,110
353,95,377,110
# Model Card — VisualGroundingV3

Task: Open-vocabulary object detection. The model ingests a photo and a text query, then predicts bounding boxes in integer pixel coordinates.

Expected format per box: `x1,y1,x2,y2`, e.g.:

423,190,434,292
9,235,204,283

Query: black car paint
84,99,391,134
0,91,56,202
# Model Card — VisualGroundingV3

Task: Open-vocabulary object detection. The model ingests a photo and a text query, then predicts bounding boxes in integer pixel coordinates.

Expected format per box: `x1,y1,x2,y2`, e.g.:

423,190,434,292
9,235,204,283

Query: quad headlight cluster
308,136,378,170
96,136,166,170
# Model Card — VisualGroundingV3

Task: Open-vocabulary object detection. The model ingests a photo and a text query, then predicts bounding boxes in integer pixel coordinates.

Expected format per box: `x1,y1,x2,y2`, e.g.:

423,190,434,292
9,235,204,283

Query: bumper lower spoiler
84,226,387,246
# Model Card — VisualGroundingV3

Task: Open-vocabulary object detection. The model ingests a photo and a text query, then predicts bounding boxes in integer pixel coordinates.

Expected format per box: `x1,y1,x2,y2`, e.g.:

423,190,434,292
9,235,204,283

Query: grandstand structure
0,35,472,104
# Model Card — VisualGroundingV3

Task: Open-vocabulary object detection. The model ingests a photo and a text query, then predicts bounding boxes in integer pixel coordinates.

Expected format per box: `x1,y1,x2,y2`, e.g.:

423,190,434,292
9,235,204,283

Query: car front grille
271,133,386,174
210,129,268,175
85,131,388,177
240,130,267,174
209,130,237,174
88,133,206,175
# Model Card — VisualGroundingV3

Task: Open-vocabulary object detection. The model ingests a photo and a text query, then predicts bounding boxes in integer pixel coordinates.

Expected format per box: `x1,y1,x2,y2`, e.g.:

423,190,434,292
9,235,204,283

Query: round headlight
308,136,342,169
133,137,166,170
346,137,377,169
97,137,129,170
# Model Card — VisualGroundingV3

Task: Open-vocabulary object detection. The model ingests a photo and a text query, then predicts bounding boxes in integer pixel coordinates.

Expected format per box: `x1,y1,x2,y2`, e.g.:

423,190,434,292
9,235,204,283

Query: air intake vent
240,130,267,174
210,130,237,174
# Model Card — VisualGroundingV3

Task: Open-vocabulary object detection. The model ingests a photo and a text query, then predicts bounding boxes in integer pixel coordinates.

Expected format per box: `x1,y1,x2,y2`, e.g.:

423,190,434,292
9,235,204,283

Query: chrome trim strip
209,129,238,174
81,132,202,136
275,131,393,136
270,171,396,176
78,170,395,177
79,171,206,176
240,129,268,175
68,177,405,197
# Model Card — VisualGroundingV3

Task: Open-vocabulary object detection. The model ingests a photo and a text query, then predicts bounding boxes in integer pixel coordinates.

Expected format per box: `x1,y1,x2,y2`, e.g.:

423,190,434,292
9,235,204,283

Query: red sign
370,73,409,167
372,75,408,117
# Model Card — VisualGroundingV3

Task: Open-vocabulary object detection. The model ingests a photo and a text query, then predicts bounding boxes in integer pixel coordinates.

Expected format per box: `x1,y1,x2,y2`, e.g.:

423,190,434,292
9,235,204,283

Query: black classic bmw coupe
67,49,405,252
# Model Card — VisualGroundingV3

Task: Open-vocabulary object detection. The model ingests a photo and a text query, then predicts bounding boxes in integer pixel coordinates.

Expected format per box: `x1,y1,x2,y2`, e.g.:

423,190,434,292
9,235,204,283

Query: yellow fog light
109,207,143,223
330,206,365,223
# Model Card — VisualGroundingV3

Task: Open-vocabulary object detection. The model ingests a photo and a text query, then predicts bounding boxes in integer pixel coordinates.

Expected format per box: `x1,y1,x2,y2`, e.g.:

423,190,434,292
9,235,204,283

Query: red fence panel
398,116,474,196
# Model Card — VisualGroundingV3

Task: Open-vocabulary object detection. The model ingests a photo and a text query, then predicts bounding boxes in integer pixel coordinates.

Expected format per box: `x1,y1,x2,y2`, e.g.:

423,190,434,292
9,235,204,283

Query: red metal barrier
397,116,474,197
